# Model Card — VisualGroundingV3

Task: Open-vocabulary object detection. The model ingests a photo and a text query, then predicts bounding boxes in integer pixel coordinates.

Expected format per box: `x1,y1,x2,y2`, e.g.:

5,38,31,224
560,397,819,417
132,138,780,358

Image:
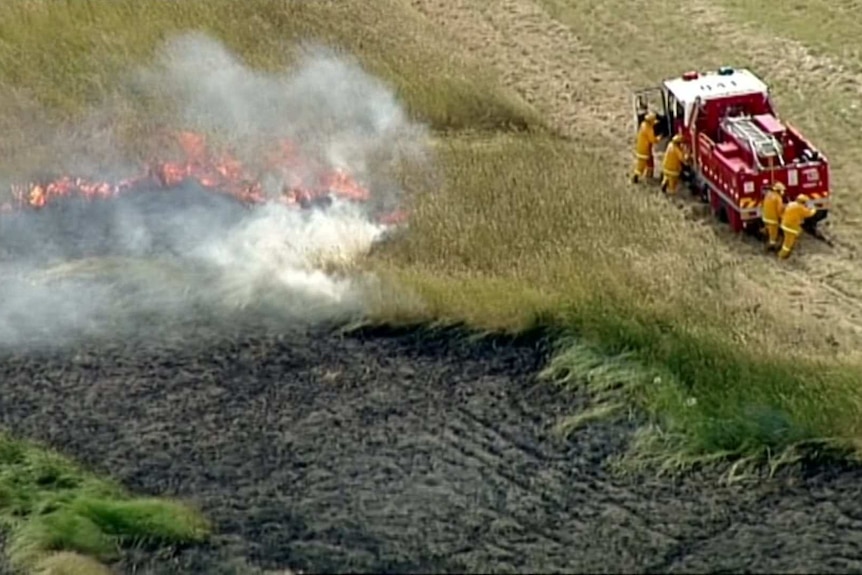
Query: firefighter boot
765,224,781,252
778,232,798,259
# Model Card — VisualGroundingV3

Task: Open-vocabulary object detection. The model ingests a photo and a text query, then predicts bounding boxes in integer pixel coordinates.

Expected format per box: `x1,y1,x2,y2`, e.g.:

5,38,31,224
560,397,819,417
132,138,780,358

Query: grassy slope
1,4,861,550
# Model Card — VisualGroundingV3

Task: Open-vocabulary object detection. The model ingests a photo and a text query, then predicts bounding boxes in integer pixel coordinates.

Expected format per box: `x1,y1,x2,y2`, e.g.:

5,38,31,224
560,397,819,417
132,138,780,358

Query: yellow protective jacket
662,142,688,176
635,121,659,159
780,201,817,235
761,190,785,225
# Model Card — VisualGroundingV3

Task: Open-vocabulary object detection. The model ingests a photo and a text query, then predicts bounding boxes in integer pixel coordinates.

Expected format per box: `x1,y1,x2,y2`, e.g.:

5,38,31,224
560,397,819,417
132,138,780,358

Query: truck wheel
709,189,727,222
743,221,762,239
726,203,744,233
699,182,710,203
691,177,709,203
802,210,828,235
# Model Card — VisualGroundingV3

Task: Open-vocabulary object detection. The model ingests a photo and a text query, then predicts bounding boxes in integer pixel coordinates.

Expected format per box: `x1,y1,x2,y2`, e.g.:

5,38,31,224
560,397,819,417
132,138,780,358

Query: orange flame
3,131,400,222
29,185,46,208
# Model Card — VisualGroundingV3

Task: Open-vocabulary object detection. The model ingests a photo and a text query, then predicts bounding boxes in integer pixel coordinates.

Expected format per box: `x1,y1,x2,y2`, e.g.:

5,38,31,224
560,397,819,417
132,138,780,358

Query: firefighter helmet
772,182,786,195
796,193,810,204
645,112,657,123
671,133,683,144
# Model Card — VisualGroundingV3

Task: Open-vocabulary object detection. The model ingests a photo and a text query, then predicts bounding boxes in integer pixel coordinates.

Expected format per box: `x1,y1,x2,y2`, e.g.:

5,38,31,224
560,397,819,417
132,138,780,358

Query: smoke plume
0,32,431,349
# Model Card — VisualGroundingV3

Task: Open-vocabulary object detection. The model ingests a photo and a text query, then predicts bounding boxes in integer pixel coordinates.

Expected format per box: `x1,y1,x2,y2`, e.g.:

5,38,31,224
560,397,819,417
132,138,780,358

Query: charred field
3,317,862,575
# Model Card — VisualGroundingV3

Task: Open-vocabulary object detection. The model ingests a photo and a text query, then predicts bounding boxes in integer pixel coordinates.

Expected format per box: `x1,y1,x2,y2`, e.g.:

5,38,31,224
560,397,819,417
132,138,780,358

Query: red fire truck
633,67,831,235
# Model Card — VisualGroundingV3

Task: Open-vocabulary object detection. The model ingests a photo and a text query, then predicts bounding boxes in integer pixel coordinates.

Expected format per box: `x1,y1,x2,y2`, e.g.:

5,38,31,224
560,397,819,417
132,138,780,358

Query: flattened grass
0,433,209,572
537,0,862,210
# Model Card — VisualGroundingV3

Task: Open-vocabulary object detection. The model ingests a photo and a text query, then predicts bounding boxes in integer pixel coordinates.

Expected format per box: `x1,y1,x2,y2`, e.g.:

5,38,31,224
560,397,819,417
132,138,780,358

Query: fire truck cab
633,67,831,234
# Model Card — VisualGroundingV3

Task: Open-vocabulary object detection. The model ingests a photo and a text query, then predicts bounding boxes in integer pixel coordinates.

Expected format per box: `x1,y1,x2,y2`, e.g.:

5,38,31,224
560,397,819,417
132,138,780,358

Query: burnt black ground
2,324,862,574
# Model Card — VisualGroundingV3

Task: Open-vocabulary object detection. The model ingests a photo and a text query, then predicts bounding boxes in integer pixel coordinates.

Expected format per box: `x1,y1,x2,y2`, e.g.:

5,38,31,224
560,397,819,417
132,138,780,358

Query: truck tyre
726,202,744,233
708,189,727,223
690,173,709,203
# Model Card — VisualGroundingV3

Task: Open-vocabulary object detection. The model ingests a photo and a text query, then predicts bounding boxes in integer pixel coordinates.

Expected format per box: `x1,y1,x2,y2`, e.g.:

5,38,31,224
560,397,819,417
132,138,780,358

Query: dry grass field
2,0,862,570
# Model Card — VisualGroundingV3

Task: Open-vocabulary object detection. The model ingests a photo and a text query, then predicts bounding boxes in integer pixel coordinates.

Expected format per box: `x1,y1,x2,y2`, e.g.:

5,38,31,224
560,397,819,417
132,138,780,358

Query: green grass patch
537,298,862,474
0,432,209,572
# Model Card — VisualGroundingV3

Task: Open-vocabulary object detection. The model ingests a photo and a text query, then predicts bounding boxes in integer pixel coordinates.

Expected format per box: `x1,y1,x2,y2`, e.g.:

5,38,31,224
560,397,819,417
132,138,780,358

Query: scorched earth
2,318,862,574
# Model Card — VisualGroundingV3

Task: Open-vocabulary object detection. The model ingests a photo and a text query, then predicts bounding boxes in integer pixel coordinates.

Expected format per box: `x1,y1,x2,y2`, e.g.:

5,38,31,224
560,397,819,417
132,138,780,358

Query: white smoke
189,200,389,309
0,32,431,348
138,33,428,201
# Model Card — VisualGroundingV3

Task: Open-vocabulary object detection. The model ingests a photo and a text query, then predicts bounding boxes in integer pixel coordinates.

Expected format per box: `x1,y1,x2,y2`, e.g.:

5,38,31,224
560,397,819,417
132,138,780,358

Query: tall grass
0,0,542,170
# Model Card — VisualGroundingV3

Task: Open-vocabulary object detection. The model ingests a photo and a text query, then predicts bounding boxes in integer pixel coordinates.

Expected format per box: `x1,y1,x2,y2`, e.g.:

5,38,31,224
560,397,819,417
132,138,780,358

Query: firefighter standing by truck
631,112,662,183
761,182,786,251
660,134,689,195
778,193,817,260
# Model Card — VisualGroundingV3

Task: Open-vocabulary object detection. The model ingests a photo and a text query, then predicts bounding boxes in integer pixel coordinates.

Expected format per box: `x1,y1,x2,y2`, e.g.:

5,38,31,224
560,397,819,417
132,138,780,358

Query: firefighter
778,193,817,260
761,181,786,251
631,112,662,183
660,134,689,195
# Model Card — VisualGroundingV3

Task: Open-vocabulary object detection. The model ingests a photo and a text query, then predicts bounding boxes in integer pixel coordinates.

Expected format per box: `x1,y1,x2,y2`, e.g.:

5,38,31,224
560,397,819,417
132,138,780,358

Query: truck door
666,91,685,136
689,98,702,169
632,87,670,141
